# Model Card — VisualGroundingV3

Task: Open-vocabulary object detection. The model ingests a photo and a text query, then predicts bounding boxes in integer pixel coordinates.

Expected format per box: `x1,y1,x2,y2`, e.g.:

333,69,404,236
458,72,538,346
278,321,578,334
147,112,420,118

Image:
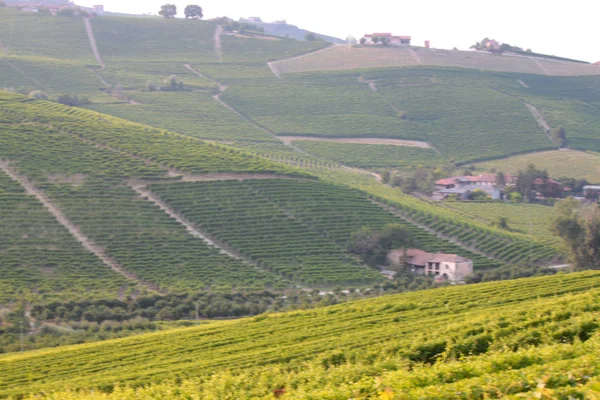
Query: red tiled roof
436,178,457,186
405,249,432,267
429,253,470,263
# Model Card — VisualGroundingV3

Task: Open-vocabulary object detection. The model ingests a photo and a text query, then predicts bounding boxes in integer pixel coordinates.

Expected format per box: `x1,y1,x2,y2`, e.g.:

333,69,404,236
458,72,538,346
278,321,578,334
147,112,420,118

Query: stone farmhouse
434,173,515,201
362,33,411,46
387,249,473,282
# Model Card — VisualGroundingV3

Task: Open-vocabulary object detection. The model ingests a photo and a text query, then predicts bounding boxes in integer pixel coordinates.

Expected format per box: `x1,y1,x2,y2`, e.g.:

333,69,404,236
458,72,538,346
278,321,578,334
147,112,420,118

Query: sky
76,0,600,62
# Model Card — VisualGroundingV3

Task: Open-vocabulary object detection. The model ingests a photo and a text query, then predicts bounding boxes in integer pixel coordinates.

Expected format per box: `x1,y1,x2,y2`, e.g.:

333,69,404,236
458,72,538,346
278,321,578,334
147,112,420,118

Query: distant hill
243,19,346,44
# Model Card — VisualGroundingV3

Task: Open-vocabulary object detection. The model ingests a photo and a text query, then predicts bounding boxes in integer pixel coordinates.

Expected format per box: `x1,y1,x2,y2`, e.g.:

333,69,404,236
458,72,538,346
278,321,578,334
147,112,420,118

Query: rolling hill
2,270,600,398
2,8,600,399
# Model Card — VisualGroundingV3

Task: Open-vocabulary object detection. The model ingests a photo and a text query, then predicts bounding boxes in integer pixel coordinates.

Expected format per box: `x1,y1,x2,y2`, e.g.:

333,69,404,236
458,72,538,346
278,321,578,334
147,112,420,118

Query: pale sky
77,0,600,62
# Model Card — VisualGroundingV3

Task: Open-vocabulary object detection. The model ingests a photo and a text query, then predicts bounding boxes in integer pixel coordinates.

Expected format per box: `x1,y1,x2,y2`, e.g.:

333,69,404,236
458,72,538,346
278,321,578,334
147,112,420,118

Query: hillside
2,271,600,398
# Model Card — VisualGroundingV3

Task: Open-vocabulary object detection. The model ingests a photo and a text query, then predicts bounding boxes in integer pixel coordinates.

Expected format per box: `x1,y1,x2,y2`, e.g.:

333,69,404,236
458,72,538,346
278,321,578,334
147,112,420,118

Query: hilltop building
387,249,473,282
434,173,515,200
92,5,104,14
362,33,411,46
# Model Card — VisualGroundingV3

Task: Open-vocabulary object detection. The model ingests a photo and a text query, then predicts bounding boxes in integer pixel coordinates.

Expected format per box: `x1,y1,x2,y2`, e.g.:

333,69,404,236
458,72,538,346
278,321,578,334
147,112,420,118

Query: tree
372,36,380,44
550,126,567,148
552,199,600,270
359,37,367,45
304,32,317,41
348,224,413,267
184,5,203,19
159,4,177,18
516,164,549,200
495,171,506,188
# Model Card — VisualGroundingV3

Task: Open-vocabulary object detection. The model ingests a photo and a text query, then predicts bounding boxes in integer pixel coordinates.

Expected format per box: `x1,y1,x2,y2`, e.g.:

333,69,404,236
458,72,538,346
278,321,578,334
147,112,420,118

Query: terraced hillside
3,271,600,398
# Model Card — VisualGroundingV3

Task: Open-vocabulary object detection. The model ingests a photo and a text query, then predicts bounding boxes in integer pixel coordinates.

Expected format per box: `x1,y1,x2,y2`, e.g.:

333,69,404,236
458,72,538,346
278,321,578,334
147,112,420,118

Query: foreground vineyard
2,271,600,398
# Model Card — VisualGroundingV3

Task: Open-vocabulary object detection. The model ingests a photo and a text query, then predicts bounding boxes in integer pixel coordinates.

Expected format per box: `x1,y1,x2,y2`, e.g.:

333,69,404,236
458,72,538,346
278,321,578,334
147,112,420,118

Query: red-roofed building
433,173,515,200
595,61,600,65
362,33,411,46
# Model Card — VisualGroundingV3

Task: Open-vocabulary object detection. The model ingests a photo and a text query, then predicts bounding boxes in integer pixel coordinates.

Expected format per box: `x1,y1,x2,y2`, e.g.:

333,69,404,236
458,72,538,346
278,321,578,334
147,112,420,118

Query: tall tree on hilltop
185,5,203,19
159,4,177,18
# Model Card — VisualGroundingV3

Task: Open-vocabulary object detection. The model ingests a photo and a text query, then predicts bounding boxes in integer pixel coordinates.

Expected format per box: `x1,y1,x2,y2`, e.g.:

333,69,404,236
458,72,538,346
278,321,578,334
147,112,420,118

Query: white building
388,249,473,282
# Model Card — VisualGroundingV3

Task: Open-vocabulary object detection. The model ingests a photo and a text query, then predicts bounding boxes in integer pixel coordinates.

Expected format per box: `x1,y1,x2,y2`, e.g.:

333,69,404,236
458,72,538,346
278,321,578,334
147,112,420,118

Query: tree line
159,4,203,19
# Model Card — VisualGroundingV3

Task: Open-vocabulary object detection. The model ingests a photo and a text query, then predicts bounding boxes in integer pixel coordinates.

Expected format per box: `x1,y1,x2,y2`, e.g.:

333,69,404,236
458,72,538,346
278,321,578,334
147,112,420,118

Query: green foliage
552,198,600,269
184,5,203,19
55,94,90,107
149,179,382,284
293,141,441,168
348,224,413,267
3,271,600,397
158,4,177,18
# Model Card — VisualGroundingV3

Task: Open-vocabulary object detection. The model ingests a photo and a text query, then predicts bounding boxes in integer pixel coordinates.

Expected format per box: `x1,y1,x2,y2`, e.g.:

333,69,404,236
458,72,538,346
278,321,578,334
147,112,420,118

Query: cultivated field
476,150,600,183
2,271,600,398
272,44,600,76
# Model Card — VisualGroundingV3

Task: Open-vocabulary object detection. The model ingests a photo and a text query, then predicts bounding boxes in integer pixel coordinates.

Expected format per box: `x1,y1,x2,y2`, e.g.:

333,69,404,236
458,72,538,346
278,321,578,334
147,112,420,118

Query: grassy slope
2,271,600,397
476,150,600,183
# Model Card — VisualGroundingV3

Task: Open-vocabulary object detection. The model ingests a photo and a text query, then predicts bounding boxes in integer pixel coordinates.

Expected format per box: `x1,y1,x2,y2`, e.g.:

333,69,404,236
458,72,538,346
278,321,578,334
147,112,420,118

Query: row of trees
159,4,203,19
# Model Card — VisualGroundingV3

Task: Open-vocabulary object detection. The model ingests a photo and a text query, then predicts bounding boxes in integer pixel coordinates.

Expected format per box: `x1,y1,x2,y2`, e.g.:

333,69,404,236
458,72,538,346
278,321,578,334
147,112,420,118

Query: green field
2,271,600,398
293,140,442,168
446,202,559,246
476,149,600,183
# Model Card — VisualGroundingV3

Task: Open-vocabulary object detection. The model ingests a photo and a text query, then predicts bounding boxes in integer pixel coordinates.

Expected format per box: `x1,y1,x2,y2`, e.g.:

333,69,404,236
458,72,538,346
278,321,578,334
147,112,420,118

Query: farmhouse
434,173,514,200
362,33,411,46
387,249,473,282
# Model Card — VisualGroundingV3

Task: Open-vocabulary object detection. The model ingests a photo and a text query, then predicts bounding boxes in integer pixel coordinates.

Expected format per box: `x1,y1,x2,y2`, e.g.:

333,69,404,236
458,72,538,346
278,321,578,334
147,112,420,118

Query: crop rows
0,171,130,304
0,93,291,292
293,140,442,168
0,94,301,176
222,78,423,139
2,270,600,397
151,179,501,274
149,180,381,285
88,91,276,142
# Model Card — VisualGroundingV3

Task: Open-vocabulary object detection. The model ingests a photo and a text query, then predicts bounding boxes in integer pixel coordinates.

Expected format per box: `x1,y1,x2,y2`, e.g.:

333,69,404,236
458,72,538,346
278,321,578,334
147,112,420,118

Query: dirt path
0,161,156,291
517,79,529,88
278,136,431,148
184,63,227,92
84,17,105,69
409,48,423,64
214,24,223,63
130,184,282,279
372,198,501,262
533,58,551,76
87,66,109,86
128,173,309,188
526,103,553,141
267,44,338,79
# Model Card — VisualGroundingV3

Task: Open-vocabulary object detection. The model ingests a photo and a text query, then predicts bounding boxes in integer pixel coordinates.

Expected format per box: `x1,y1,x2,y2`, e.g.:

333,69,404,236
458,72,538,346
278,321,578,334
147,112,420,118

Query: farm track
409,48,423,64
372,198,501,262
533,58,551,75
0,161,157,292
213,24,223,62
84,17,105,69
87,66,109,86
278,136,431,148
357,76,442,155
267,43,339,79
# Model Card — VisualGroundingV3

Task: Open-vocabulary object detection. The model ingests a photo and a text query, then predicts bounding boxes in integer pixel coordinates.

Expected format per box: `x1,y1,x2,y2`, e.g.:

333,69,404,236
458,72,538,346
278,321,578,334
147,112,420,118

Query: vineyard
476,149,600,183
149,180,381,285
2,271,600,398
445,201,560,246
150,179,502,274
292,140,442,168
312,168,559,266
0,170,130,304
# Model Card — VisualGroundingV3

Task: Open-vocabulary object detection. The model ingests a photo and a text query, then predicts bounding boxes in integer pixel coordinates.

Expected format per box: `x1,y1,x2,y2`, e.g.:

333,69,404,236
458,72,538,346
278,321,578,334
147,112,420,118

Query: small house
20,6,39,12
387,249,473,282
363,33,411,46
